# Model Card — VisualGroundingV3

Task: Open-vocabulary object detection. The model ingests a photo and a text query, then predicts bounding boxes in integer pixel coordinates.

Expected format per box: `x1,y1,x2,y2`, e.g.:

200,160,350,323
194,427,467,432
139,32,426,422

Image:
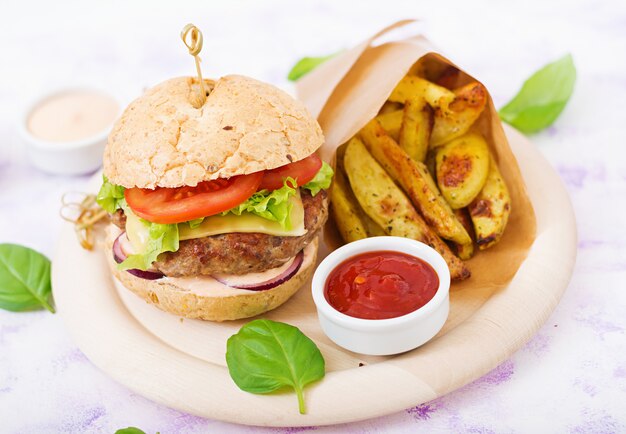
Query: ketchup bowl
311,236,451,356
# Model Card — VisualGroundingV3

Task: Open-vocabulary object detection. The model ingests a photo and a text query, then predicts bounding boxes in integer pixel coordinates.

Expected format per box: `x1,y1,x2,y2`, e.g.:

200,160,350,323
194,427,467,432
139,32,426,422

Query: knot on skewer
60,192,108,250
181,23,208,108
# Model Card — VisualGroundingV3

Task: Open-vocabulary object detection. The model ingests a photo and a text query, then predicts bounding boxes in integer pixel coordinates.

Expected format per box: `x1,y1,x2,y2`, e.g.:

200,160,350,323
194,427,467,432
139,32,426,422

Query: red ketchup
324,251,439,320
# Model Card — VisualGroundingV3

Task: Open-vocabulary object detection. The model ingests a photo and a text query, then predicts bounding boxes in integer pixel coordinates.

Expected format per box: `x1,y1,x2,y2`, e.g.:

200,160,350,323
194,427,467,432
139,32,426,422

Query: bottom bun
106,227,318,321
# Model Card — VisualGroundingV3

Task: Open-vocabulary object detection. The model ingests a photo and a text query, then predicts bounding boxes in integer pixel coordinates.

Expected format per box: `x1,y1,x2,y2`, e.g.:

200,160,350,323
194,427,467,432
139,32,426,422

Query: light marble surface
1,0,625,432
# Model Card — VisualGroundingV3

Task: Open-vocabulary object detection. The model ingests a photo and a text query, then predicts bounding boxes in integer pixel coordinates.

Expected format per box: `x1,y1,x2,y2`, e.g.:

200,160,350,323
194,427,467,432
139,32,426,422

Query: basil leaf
115,428,146,434
0,244,54,313
287,53,336,81
226,319,325,414
96,176,126,213
303,161,334,196
499,54,576,133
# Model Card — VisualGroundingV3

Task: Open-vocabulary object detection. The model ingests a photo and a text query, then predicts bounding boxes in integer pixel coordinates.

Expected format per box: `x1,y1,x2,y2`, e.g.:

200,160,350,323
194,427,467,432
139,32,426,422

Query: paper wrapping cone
296,20,536,300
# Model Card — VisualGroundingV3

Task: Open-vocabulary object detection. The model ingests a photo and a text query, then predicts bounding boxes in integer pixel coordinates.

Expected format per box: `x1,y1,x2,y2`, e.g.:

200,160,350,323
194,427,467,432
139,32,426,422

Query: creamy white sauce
163,275,251,297
213,254,297,286
27,90,118,142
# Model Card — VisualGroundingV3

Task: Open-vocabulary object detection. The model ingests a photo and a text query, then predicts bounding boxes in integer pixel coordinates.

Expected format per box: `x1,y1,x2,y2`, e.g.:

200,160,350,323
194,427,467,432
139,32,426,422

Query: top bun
103,75,324,189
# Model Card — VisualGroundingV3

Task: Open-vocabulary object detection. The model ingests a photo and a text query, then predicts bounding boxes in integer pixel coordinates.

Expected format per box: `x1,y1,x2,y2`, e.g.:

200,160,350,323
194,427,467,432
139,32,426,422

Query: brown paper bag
296,21,536,304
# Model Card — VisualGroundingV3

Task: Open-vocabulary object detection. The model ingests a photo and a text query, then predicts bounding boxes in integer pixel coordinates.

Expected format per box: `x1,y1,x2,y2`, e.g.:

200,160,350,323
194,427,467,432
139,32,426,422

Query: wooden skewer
181,23,207,107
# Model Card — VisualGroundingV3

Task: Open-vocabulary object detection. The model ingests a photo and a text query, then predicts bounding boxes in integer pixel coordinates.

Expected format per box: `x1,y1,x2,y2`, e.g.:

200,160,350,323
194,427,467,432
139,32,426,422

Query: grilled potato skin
376,110,402,141
330,167,369,243
436,133,490,209
430,82,488,147
468,156,511,250
449,208,475,260
388,77,487,149
330,143,386,243
399,99,434,163
344,136,470,280
389,75,456,108
359,120,472,246
378,101,403,115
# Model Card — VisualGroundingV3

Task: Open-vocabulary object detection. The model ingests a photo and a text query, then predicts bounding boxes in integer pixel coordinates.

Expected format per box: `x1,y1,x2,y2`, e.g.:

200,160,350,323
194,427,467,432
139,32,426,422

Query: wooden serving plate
52,126,576,427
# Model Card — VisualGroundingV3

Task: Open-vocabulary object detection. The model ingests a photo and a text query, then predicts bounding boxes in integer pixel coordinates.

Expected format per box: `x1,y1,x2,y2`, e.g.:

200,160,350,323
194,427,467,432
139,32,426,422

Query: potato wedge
436,133,490,209
388,75,455,108
449,240,474,261
330,167,369,243
376,110,402,141
362,213,386,237
450,208,474,260
344,136,470,280
454,208,475,239
425,148,437,179
331,144,385,242
468,156,511,249
378,101,403,115
359,120,471,246
399,99,434,163
435,66,461,89
388,77,487,148
430,82,488,147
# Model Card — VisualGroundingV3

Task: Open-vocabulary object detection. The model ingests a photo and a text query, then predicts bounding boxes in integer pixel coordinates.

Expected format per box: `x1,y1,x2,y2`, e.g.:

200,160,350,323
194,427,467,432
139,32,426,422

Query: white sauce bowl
18,87,120,175
311,236,450,356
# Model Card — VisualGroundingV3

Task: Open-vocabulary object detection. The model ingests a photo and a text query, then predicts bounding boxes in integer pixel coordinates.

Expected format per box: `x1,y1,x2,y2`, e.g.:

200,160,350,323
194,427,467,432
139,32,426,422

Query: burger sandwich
97,75,332,321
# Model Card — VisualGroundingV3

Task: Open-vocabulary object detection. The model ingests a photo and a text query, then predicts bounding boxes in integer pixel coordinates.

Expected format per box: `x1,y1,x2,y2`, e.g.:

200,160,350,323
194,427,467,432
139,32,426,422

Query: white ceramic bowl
311,236,450,356
18,87,120,175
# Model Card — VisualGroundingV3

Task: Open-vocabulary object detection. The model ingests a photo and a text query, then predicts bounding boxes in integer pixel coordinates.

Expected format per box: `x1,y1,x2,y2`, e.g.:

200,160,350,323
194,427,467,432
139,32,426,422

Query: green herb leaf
119,222,179,271
303,161,334,196
114,428,146,434
0,244,54,313
499,54,576,133
226,319,325,414
224,179,298,230
287,53,336,81
96,176,126,213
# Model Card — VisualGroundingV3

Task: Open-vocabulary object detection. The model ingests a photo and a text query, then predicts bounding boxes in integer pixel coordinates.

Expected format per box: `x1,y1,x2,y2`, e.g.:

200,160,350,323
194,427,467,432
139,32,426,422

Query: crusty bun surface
104,75,324,189
106,229,318,321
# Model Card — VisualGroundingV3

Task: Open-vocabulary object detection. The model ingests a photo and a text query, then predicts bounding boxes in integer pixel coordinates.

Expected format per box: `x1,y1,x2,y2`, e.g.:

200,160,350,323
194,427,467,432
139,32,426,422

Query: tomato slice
125,172,263,224
260,154,322,191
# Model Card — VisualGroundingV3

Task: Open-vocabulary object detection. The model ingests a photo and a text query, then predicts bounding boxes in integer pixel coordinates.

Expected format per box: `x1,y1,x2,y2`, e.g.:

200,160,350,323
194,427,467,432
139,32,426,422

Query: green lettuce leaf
118,222,179,271
188,218,204,228
302,161,333,196
96,176,126,213
103,162,333,271
225,180,297,230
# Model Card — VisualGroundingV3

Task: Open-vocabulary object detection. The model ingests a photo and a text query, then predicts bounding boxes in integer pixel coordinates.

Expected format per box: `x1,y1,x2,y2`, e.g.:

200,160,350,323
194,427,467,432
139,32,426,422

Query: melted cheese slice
125,194,306,253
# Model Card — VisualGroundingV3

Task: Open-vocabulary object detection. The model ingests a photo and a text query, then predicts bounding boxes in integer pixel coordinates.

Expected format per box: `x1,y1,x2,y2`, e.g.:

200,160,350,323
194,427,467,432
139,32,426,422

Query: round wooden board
52,126,576,427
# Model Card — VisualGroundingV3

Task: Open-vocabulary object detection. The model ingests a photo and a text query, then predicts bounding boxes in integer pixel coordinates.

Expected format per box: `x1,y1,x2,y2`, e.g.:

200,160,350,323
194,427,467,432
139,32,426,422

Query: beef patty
112,190,328,276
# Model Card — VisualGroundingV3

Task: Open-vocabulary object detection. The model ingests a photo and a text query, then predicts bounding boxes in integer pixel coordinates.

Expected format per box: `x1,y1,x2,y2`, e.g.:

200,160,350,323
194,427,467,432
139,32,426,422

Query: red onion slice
125,268,165,281
112,232,164,280
213,251,304,291
112,234,127,264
